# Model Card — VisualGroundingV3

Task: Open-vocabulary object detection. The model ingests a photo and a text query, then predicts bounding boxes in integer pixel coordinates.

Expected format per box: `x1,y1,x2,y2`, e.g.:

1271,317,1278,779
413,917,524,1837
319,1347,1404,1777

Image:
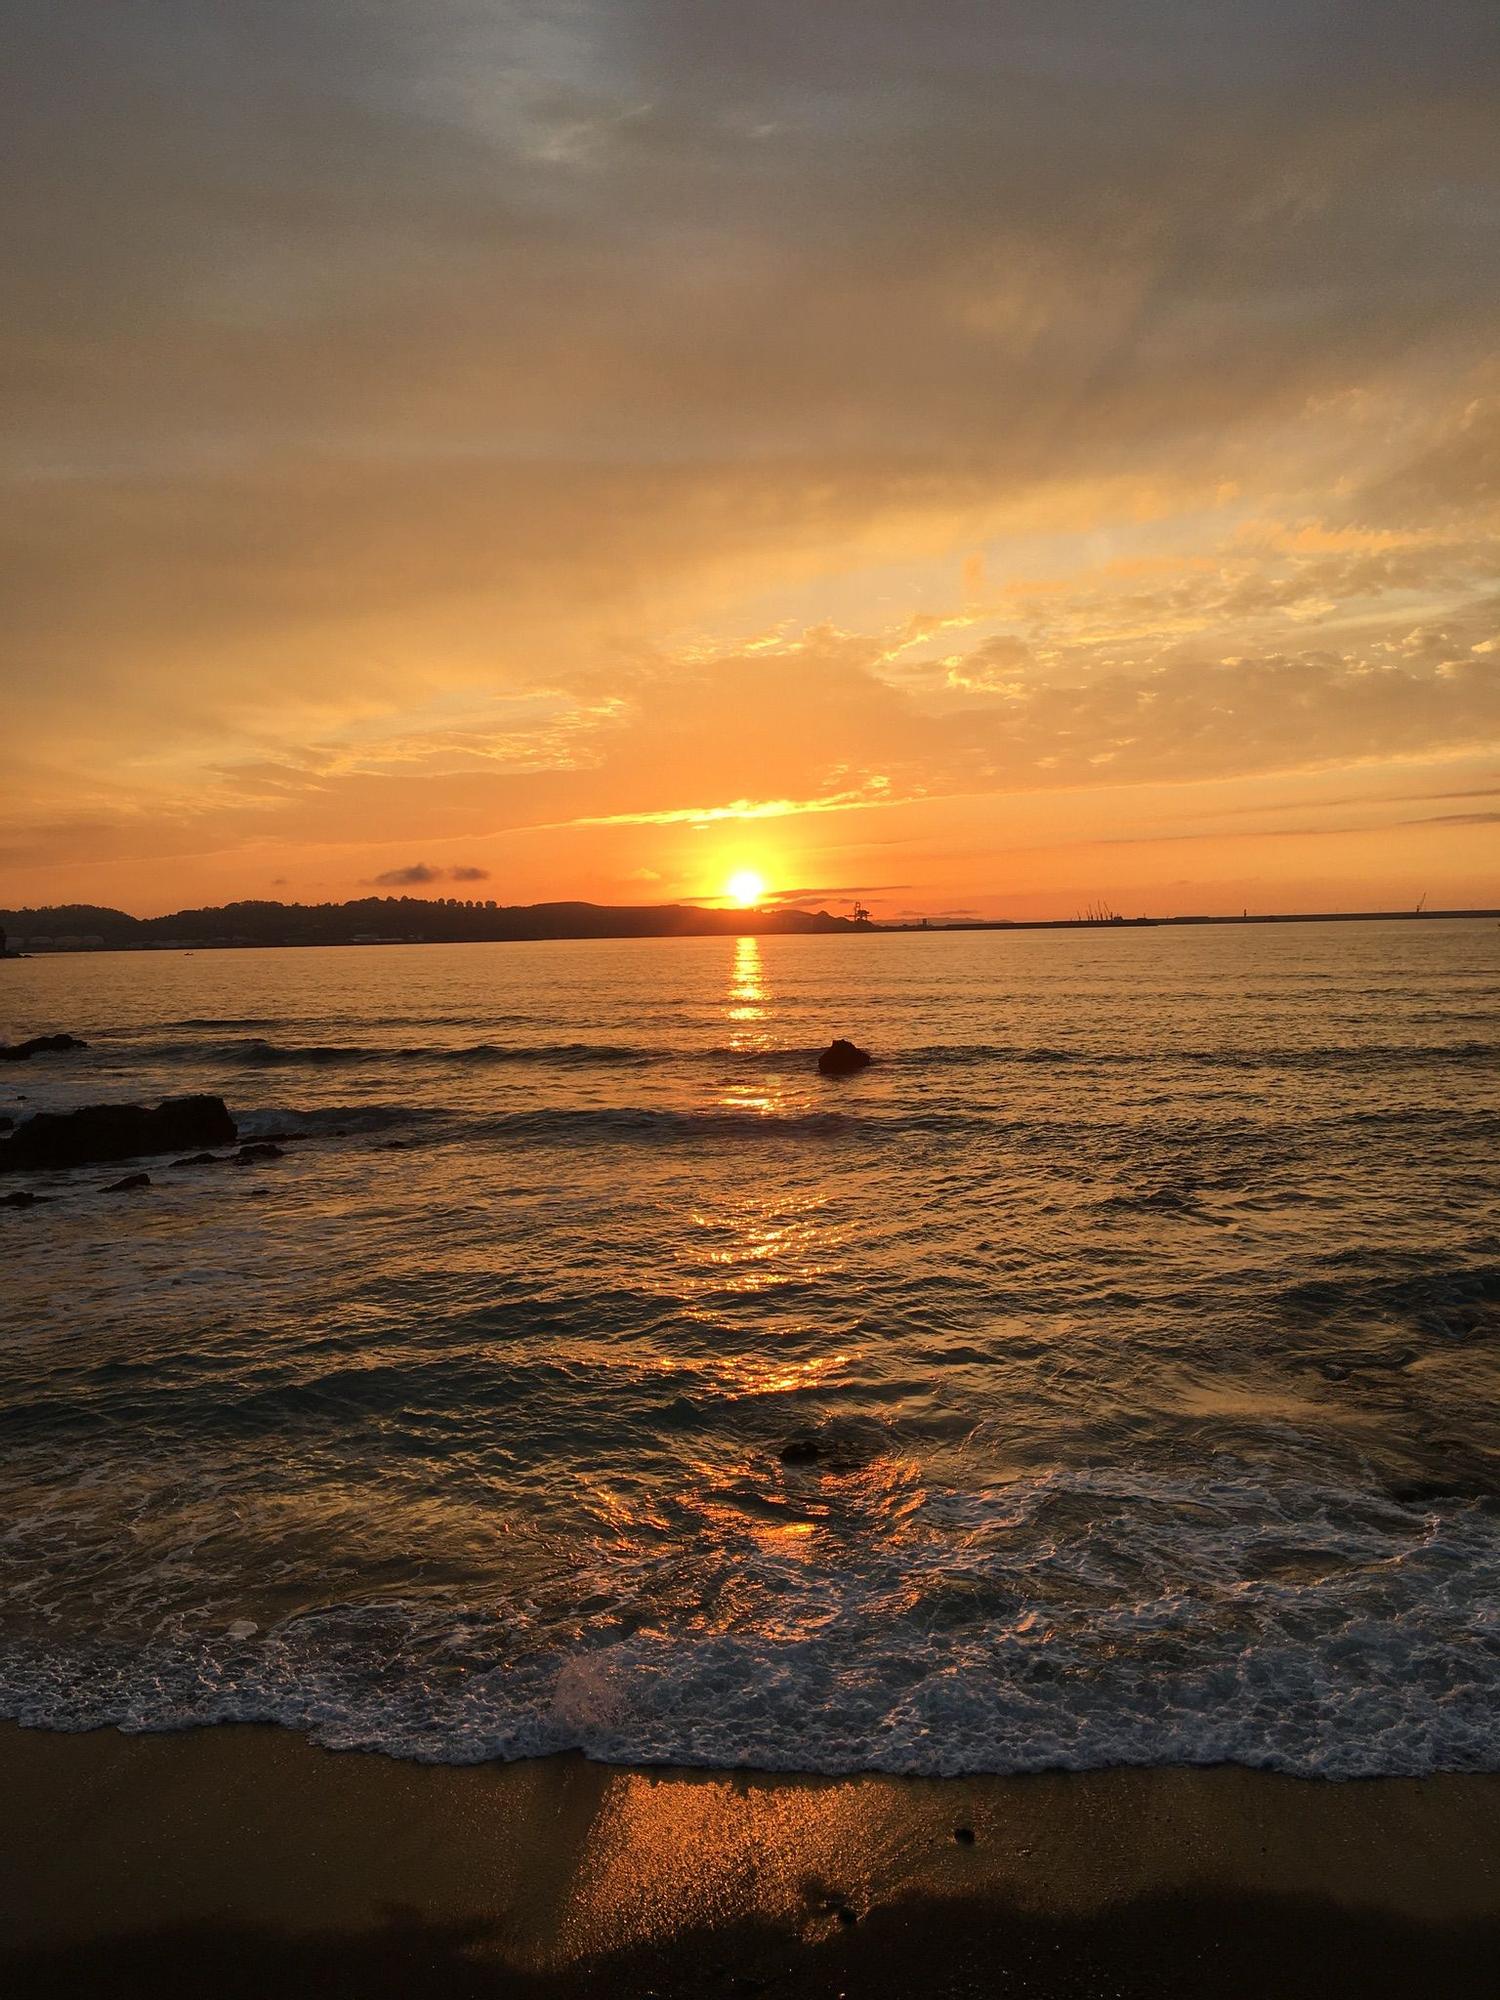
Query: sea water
1,923,1497,1775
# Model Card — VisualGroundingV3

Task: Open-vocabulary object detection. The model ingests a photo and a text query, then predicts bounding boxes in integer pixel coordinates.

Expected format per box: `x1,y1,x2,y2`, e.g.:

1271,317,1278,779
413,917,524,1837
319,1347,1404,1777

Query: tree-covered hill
1,897,862,951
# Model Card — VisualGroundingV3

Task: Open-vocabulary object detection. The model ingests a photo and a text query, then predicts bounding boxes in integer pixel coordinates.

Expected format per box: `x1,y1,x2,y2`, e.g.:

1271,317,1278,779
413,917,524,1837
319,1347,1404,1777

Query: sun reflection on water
719,934,785,1125
726,933,766,1030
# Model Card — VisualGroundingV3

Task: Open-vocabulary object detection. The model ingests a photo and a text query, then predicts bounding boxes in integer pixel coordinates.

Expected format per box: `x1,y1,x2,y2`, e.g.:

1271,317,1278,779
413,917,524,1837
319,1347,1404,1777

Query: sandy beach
1,1721,1496,1996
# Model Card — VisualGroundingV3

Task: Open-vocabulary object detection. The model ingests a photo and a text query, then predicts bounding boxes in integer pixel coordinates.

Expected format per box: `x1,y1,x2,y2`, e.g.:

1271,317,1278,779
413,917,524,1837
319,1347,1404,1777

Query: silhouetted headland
3,897,1496,954
0,897,862,953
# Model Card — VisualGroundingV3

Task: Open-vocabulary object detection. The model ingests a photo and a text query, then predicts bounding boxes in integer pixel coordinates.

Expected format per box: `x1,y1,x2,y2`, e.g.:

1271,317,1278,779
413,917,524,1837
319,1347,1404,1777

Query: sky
3,0,1498,920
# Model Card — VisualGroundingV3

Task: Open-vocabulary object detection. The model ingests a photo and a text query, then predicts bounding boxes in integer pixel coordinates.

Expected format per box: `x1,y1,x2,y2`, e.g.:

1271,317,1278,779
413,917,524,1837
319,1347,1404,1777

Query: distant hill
0,896,864,952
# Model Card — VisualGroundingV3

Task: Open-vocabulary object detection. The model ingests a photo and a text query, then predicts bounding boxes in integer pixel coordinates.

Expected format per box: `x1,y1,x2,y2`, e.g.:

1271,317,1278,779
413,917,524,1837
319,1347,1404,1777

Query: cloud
367,862,491,887
2,3,1498,907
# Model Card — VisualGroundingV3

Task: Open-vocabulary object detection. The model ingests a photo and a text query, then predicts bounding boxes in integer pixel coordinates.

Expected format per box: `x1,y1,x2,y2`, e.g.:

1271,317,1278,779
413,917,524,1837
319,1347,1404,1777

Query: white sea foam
3,1469,1498,1776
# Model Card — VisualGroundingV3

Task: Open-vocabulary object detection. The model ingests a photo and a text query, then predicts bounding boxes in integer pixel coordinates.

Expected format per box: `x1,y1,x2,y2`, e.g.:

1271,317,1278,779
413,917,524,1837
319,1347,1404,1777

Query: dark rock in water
167,1140,284,1167
103,1172,151,1193
1,1189,46,1208
779,1416,891,1472
817,1038,872,1076
0,1033,89,1063
779,1437,823,1465
0,1096,236,1173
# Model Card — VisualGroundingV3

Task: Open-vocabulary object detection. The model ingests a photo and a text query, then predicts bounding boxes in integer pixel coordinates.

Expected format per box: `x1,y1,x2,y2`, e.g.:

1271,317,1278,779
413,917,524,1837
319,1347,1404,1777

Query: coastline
4,906,1497,961
3,1721,1497,1996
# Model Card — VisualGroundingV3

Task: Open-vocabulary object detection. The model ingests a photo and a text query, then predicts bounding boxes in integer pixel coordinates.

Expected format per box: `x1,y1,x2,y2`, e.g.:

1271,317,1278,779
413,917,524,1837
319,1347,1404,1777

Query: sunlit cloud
551,784,899,831
2,1,1497,914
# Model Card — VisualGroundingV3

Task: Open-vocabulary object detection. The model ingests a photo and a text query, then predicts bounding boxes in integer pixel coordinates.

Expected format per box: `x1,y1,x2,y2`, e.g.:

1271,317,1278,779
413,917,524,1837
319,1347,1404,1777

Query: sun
726,868,767,908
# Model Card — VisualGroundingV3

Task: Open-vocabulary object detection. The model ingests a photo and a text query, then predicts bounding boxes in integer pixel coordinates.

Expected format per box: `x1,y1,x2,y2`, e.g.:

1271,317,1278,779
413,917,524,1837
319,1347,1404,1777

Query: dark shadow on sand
4,1887,1498,2000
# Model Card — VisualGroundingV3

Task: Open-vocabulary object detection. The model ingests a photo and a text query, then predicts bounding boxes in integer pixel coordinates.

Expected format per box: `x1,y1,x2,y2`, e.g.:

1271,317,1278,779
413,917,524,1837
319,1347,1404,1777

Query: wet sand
1,1721,1497,1996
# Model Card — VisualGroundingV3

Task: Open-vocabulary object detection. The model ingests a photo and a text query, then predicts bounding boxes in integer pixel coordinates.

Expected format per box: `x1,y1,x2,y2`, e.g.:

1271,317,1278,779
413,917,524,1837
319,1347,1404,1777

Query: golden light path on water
677,932,878,1558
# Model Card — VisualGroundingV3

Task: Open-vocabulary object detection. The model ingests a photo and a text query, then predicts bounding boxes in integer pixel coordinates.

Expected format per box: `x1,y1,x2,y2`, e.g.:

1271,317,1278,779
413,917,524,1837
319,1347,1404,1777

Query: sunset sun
726,868,767,908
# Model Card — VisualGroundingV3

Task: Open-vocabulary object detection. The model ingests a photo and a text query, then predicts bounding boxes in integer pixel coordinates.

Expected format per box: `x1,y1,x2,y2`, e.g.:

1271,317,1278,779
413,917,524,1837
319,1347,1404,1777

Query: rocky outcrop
0,1033,88,1062
817,1038,873,1076
165,1141,285,1169
0,1096,237,1173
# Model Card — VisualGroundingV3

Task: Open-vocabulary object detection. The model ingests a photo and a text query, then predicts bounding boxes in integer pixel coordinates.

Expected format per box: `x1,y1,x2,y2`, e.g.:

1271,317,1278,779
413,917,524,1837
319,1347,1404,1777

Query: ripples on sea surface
1,923,1497,1776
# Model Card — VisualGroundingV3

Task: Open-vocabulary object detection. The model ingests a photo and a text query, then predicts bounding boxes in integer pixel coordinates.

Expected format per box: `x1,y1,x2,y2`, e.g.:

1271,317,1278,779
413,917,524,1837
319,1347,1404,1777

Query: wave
230,1101,864,1144
234,1103,438,1139
469,1105,859,1143
228,1096,1497,1154
2,1469,1497,1777
161,1017,285,1031
129,1037,658,1070
909,1040,1499,1071
101,1034,1499,1076
154,1013,536,1032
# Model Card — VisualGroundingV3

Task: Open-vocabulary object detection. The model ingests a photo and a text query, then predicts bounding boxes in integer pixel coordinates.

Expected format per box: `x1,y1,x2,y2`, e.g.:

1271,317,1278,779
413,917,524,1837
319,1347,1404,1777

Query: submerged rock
0,1096,236,1173
779,1437,823,1465
778,1417,890,1472
817,1038,873,1076
233,1142,285,1164
1,1189,46,1208
102,1172,151,1193
0,1033,88,1062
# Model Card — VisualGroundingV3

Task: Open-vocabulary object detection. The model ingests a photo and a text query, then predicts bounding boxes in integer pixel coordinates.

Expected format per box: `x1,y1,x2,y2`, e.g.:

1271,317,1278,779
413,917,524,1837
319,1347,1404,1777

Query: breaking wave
3,1468,1497,1777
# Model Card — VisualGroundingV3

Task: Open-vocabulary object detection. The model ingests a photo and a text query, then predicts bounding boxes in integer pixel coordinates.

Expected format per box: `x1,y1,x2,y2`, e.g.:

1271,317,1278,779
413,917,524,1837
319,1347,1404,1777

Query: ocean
1,922,1496,1776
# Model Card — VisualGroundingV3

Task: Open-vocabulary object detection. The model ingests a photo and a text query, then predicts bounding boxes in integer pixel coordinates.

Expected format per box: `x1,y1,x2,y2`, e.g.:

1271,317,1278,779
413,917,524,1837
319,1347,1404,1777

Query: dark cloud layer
368,863,491,888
